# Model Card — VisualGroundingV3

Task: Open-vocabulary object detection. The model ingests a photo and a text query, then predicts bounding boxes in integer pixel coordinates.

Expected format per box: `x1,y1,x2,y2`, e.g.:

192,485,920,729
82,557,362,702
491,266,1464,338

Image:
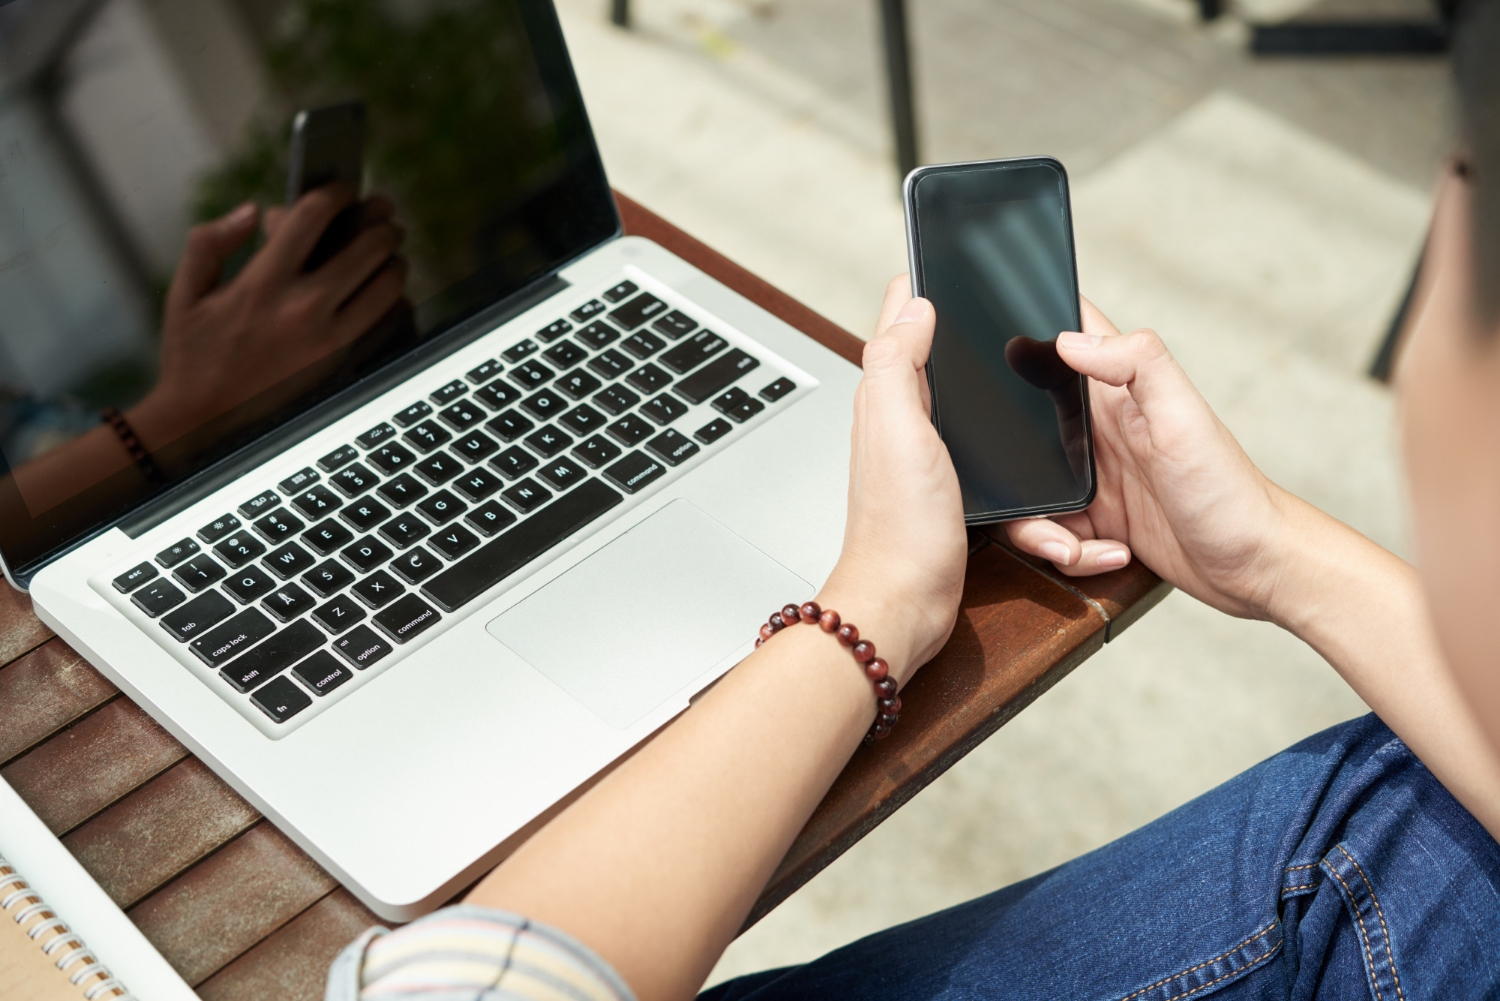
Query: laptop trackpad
486,500,812,729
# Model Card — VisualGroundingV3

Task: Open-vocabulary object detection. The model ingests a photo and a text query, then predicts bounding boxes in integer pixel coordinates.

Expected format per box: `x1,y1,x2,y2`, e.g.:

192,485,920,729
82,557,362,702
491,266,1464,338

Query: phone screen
909,158,1093,521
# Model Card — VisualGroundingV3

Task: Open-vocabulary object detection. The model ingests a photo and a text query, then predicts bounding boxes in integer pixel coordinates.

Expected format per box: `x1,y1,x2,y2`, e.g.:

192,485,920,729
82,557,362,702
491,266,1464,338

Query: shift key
191,608,276,668
673,350,760,405
220,620,325,693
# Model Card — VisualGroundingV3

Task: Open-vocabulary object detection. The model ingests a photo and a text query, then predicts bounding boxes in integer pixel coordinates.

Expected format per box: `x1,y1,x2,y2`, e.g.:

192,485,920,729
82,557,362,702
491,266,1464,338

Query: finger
168,202,258,309
874,273,915,334
1078,296,1123,339
329,257,408,346
358,196,396,227
1054,538,1132,577
1054,325,1194,412
263,205,287,239
1003,517,1082,567
1054,510,1097,541
245,184,357,282
308,221,401,309
863,297,934,383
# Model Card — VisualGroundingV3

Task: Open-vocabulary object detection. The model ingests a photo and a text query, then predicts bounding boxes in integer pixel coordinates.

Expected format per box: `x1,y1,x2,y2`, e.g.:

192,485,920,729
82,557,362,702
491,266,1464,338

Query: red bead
800,601,821,624
782,603,802,625
878,695,902,714
879,713,899,727
871,724,891,740
759,623,776,641
852,640,876,663
819,609,840,633
837,623,858,646
754,636,764,648
874,677,897,698
864,658,889,682
769,612,786,631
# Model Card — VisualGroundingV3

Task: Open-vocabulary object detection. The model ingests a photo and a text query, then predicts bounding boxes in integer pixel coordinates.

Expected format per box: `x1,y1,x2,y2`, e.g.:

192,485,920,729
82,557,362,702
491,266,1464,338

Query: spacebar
421,478,623,612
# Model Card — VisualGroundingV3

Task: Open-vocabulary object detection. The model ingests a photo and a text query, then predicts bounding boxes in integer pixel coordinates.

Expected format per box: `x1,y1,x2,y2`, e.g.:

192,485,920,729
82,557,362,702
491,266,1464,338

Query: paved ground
553,0,1450,985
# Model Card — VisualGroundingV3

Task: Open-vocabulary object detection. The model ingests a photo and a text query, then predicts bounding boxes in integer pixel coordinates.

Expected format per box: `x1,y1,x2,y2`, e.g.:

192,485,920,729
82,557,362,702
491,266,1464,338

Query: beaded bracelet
101,407,165,486
756,601,903,742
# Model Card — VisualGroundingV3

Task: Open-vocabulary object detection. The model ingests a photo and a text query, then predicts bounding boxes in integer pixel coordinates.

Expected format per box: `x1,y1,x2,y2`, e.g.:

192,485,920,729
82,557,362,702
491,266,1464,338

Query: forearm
1264,491,1500,837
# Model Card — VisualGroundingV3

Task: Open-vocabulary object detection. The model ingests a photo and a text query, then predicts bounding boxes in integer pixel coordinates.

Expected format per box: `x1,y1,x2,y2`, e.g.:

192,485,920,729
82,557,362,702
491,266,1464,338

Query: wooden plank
0,584,53,667
128,823,337,986
2,697,187,834
197,889,383,1001
64,758,259,908
0,639,118,765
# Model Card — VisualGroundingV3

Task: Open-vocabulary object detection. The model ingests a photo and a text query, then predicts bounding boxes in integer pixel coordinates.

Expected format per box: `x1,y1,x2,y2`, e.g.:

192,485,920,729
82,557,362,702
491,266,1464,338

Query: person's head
1398,0,1500,750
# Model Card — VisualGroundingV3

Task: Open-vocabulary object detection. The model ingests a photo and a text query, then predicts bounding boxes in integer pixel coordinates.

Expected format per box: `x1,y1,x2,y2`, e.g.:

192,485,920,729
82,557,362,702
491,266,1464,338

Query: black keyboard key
502,478,551,513
451,430,499,464
378,513,430,549
317,444,360,471
452,467,505,502
238,490,280,519
292,651,353,697
713,386,767,422
254,508,305,542
431,379,467,405
197,515,242,545
586,348,631,380
501,338,538,363
490,446,539,480
536,456,586,491
641,394,689,426
694,418,733,444
351,570,404,609
156,538,200,568
558,404,606,436
577,321,620,350
302,560,355,598
606,414,654,446
416,490,466,525
113,562,158,593
250,676,313,722
222,620,324,693
374,593,442,643
264,583,316,620
602,279,638,303
429,524,480,560
277,467,319,494
312,594,367,634
570,298,606,322
466,359,503,384
608,292,668,330
603,451,667,494
542,340,587,370
290,484,341,520
760,377,797,401
508,360,554,390
675,349,761,405
646,428,701,466
191,608,275,667
403,420,452,454
264,542,316,579
214,532,266,569
486,410,534,443
524,425,573,458
132,579,186,617
465,500,517,537
368,443,416,475
340,497,390,532
377,473,428,508
174,554,226,593
356,423,397,449
621,330,665,359
573,435,623,469
303,518,355,556
330,463,378,498
438,400,485,432
393,401,432,427
660,329,728,374
161,590,234,642
414,452,464,486
475,379,521,411
625,364,671,394
593,384,640,416
520,388,569,422
423,479,622,612
390,546,442,585
653,309,697,339
557,370,603,401
537,319,571,342
224,564,277,604
332,625,392,670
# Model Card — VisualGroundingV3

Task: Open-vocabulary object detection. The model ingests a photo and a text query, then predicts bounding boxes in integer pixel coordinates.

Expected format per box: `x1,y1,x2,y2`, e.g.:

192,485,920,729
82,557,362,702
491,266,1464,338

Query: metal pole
611,0,629,28
878,0,919,183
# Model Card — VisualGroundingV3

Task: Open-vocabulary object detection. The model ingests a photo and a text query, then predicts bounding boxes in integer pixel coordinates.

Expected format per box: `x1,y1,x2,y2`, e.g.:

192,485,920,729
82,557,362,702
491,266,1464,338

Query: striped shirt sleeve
326,905,637,1001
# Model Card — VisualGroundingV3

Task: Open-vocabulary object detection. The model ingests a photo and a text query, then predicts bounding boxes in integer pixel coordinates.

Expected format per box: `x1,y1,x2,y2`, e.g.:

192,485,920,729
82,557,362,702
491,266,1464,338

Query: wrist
811,576,935,688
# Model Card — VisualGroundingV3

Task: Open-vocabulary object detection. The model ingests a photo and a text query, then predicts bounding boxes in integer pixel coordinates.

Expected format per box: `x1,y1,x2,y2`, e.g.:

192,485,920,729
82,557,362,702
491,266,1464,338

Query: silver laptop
0,0,855,919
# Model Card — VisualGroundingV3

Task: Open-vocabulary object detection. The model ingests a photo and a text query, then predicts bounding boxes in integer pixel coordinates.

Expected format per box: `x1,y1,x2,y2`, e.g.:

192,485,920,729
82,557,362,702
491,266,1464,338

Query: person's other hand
1001,299,1290,619
820,277,968,682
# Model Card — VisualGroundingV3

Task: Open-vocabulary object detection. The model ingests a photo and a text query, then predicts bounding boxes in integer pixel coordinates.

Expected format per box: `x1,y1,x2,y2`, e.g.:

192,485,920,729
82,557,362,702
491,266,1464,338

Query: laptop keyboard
104,280,805,731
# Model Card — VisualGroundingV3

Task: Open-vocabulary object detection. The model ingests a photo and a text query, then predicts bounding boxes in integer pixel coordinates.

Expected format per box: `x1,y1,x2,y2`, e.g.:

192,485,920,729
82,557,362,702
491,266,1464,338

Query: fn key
250,676,312,723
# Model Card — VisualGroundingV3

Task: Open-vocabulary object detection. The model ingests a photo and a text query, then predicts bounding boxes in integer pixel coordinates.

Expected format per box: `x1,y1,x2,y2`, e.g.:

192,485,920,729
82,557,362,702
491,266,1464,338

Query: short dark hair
1456,0,1500,325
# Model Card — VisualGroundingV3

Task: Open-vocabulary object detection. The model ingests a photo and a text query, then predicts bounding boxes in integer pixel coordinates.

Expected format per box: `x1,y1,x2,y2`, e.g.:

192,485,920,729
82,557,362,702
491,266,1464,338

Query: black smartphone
287,100,367,271
904,156,1095,524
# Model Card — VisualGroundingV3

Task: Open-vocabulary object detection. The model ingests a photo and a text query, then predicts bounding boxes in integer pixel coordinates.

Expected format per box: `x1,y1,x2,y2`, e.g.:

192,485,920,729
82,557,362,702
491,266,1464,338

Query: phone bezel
903,155,1097,526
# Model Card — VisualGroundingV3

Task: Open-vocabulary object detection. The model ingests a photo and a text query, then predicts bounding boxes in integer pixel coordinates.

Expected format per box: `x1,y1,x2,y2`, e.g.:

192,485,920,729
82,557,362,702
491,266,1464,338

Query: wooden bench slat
2,697,187,834
0,585,53,667
128,822,337,986
63,757,260,908
0,639,118,766
197,889,382,1001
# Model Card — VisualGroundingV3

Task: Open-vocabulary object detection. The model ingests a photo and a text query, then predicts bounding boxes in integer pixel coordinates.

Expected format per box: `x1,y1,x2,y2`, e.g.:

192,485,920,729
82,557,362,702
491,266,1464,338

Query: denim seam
1116,922,1279,1001
1284,862,1319,871
1324,861,1387,1001
1281,882,1317,893
1161,938,1282,1001
1336,844,1406,1001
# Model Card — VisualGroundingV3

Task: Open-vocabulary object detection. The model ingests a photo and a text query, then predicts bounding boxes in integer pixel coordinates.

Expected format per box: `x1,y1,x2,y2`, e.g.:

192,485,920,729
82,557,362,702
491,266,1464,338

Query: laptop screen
0,0,617,579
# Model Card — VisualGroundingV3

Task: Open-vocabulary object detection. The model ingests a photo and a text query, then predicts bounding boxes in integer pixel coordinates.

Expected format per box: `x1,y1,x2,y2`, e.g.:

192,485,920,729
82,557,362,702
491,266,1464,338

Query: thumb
864,296,934,379
1056,326,1193,413
168,202,258,309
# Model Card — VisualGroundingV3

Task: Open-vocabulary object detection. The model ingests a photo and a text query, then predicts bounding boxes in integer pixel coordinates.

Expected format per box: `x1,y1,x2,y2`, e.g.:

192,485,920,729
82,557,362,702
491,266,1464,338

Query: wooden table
0,194,1169,999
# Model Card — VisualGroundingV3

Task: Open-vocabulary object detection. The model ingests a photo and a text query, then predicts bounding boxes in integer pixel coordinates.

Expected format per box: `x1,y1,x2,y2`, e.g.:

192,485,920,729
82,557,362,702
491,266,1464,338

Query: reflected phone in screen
904,156,1095,524
287,100,367,271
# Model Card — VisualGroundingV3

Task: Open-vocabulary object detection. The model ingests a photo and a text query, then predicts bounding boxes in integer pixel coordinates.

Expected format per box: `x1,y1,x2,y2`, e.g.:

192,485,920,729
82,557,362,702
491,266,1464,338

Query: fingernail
1098,549,1129,569
1057,331,1101,350
1039,542,1071,564
228,202,256,224
891,298,929,325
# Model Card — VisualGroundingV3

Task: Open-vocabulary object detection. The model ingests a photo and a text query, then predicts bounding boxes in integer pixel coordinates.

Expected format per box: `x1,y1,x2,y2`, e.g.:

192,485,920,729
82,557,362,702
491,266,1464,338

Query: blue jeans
702,714,1500,1000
